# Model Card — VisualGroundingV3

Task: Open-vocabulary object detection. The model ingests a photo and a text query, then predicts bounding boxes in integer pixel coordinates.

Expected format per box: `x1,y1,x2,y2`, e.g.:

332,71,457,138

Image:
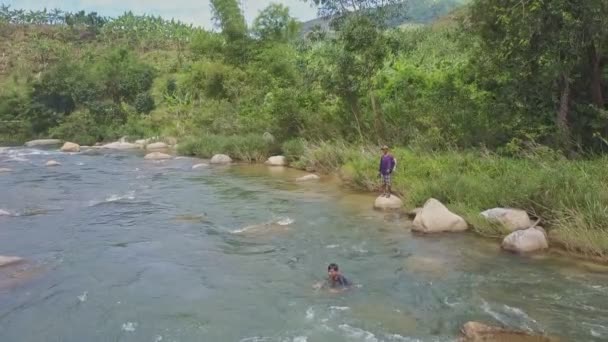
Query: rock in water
210,154,232,164
0,209,11,216
460,321,558,341
0,168,11,173
100,141,140,150
265,155,287,166
144,152,172,160
146,142,168,151
60,142,80,152
24,139,62,147
502,227,548,253
481,208,532,232
192,163,208,170
412,198,468,233
296,174,320,182
0,256,23,267
374,195,403,210
45,160,61,167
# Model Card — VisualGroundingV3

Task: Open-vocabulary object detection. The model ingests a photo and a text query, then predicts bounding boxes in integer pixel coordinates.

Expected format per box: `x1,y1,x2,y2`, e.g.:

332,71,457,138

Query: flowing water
1,147,608,342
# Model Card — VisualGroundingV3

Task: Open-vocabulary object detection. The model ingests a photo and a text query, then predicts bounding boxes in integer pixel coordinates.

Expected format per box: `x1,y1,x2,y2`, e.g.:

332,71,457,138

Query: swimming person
314,263,352,292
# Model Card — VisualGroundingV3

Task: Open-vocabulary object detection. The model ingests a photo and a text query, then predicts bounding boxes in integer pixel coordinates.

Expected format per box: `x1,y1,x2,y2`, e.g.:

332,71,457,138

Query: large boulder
481,208,532,232
146,142,169,151
412,198,468,233
502,227,548,253
374,195,403,210
460,321,557,342
144,152,172,160
0,256,23,267
296,174,320,182
100,141,141,150
60,142,80,153
210,154,232,164
24,139,62,147
265,155,287,166
45,160,61,167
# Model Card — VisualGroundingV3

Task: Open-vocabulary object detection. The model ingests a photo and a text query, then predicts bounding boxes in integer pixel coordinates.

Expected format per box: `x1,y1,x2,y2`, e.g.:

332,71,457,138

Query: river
0,147,607,341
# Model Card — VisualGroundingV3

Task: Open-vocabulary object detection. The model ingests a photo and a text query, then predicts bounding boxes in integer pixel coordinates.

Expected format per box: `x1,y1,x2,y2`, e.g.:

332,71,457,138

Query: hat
381,145,389,150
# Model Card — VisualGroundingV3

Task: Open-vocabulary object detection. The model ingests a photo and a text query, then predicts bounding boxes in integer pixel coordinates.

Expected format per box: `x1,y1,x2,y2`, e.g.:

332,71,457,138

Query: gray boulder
412,198,468,233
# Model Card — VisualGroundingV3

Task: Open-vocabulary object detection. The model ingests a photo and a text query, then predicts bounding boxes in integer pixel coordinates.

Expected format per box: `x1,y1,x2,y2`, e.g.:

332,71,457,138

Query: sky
4,0,319,28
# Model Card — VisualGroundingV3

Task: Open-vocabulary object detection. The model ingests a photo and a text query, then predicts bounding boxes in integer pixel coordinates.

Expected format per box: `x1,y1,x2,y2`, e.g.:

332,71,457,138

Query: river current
1,147,607,341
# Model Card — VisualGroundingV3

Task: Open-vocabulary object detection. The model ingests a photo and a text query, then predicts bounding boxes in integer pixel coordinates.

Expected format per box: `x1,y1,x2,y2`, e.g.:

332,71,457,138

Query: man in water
314,263,351,292
378,145,397,198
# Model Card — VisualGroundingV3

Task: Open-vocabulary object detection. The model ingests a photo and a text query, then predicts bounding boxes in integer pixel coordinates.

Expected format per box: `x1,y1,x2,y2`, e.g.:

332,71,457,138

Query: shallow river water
1,147,608,342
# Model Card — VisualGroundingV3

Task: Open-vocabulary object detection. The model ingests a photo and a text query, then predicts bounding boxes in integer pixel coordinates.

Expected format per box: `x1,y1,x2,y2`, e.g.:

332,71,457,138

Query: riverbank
174,136,608,262
12,136,608,263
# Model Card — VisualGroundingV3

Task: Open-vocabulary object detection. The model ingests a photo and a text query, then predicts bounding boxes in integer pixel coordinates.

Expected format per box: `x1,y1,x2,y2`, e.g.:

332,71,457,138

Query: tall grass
291,141,608,260
178,134,273,162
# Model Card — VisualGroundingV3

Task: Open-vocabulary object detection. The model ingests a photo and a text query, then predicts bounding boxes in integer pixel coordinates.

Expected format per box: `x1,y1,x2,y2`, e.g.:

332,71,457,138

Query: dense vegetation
2,0,608,259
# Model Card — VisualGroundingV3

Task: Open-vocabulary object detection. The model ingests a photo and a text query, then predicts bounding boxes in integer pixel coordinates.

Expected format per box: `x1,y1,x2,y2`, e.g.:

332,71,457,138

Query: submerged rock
210,154,232,164
460,321,558,341
60,142,80,152
502,227,548,253
296,174,320,182
412,198,468,233
146,142,168,151
192,163,208,170
0,256,23,267
374,195,403,210
265,155,287,166
481,208,532,232
45,160,61,167
144,152,172,160
24,139,62,147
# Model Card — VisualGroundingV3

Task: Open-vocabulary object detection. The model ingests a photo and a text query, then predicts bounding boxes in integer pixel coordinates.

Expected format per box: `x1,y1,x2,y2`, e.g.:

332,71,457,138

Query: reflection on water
1,148,607,341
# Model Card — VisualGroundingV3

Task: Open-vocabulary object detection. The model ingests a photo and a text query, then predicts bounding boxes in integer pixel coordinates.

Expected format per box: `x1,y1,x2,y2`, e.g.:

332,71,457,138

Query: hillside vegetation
2,0,608,260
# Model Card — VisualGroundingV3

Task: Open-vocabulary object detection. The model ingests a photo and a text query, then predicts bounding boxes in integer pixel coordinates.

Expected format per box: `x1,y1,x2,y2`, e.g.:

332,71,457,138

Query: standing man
378,145,396,198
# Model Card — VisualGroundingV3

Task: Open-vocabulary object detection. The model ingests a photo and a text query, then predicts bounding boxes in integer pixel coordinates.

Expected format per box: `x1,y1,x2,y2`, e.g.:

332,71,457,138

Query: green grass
178,134,273,163
291,141,608,260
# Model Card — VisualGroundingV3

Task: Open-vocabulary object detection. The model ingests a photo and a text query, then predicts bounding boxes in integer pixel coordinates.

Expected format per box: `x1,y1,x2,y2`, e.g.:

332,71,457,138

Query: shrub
134,92,155,114
178,134,272,162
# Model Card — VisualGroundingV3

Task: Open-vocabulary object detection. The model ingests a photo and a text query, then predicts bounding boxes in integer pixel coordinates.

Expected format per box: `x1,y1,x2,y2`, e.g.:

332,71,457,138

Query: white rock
373,195,403,210
46,160,61,167
192,163,208,170
0,209,11,216
60,142,80,152
210,154,232,164
0,256,23,267
24,139,62,147
481,208,532,232
135,138,152,145
296,174,320,182
265,155,287,166
0,168,11,173
412,198,468,233
146,142,168,151
502,227,548,253
144,152,172,160
100,141,141,150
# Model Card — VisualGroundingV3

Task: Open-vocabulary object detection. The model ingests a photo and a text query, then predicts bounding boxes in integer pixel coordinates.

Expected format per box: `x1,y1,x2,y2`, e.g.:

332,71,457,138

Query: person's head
328,263,340,279
381,145,389,155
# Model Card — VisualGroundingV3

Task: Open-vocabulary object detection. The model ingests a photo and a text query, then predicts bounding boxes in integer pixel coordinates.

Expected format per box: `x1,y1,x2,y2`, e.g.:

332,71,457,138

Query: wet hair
328,263,339,272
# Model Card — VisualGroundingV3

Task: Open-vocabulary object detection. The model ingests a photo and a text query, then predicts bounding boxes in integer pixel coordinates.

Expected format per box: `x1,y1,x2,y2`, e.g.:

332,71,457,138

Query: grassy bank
283,141,608,261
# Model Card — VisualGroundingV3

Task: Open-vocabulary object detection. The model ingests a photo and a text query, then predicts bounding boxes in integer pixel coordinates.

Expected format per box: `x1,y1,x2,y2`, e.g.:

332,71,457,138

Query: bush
48,110,102,145
281,138,305,163
134,92,155,114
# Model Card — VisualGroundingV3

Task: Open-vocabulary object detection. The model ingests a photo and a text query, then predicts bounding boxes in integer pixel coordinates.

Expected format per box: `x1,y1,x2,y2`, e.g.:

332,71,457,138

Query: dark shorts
382,173,391,185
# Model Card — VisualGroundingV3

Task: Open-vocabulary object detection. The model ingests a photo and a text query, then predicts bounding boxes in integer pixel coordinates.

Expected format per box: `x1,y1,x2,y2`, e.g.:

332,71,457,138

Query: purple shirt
379,154,396,175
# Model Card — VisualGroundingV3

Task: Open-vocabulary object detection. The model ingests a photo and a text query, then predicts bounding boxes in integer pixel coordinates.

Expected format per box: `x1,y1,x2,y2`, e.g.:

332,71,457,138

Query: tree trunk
589,43,604,108
347,94,364,142
557,73,571,145
370,92,385,144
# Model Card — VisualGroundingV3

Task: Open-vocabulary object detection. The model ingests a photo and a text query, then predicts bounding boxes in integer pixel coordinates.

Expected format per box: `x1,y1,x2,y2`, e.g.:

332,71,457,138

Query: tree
252,4,301,42
210,0,250,64
303,0,407,27
470,0,608,148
